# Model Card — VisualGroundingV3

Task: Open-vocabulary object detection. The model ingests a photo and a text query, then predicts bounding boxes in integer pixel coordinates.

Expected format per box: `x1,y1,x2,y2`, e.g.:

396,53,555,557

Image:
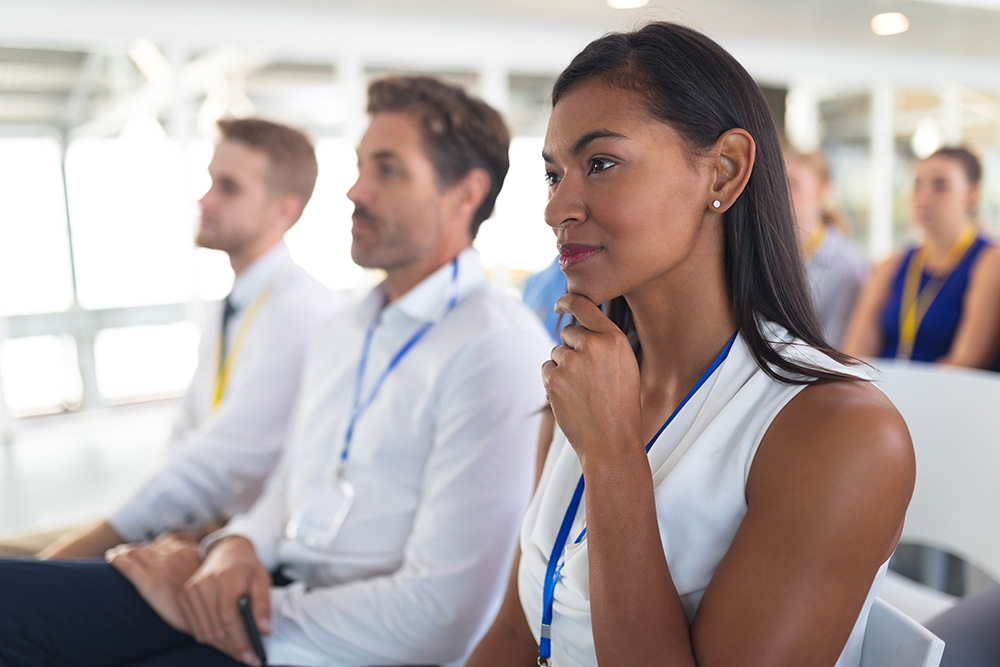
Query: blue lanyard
537,331,738,665
341,260,460,466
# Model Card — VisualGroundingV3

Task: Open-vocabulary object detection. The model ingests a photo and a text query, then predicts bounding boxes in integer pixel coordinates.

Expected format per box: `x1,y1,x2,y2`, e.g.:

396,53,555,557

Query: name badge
285,475,356,550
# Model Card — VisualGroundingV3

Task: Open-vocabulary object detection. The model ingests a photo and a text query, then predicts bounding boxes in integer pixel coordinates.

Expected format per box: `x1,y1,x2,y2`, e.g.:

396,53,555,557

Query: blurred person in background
37,118,343,559
784,147,868,348
843,146,1000,367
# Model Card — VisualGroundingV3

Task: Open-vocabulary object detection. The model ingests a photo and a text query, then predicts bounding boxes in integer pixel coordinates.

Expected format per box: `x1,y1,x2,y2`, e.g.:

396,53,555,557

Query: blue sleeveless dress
878,237,990,362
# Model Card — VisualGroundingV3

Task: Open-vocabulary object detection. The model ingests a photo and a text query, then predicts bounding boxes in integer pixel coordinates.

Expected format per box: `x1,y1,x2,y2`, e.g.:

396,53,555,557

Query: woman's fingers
555,293,613,333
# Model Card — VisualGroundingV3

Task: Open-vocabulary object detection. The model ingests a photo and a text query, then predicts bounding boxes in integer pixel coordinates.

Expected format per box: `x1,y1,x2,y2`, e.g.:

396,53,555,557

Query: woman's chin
565,282,618,308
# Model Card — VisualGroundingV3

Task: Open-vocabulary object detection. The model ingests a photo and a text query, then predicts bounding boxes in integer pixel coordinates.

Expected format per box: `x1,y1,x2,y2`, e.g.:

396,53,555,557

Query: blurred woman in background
843,146,1000,367
784,148,868,348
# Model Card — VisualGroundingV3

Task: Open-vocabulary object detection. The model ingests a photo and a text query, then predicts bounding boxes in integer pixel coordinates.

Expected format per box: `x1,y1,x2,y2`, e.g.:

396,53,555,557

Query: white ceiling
2,0,1000,131
4,0,1000,68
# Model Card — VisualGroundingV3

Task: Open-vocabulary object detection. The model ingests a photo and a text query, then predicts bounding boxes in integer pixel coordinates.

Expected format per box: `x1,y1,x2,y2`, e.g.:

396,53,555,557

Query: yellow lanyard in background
897,224,977,360
212,286,273,410
801,224,827,261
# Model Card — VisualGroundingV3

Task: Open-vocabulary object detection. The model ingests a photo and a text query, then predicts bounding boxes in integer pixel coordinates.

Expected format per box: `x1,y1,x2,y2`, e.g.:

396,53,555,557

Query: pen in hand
238,594,268,667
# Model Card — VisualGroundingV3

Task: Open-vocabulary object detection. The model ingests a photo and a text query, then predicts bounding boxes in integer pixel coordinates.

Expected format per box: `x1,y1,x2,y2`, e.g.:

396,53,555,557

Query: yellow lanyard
801,224,827,261
212,286,273,410
897,225,977,360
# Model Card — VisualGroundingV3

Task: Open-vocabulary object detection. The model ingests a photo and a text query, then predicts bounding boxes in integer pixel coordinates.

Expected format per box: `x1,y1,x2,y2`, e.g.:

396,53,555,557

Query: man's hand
106,534,203,633
165,521,225,545
180,535,272,667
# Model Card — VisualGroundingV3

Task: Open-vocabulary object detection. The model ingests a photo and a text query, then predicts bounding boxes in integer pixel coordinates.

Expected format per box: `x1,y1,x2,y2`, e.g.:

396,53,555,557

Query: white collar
359,247,486,327
228,241,294,310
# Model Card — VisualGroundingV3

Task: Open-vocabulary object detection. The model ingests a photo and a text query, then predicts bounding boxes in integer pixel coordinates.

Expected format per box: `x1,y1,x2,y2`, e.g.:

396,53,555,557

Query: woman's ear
709,129,755,212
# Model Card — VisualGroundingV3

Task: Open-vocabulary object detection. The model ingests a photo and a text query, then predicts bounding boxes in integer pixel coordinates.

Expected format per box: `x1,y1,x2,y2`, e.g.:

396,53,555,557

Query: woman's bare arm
940,246,1000,368
842,253,901,358
580,379,913,666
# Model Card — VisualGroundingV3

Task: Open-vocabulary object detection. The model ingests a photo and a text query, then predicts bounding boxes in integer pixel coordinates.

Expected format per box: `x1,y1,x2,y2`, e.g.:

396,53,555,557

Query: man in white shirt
0,76,550,667
39,118,343,559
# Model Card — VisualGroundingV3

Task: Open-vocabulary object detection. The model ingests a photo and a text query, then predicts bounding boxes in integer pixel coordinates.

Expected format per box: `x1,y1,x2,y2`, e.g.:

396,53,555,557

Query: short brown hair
216,117,318,206
366,75,510,238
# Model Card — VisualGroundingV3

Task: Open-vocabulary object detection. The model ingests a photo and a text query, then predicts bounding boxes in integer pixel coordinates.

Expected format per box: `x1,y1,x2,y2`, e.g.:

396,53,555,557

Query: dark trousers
0,558,244,667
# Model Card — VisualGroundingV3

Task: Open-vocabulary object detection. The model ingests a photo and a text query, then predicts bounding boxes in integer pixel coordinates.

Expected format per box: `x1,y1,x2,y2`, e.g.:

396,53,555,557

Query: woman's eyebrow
542,129,629,164
571,129,627,156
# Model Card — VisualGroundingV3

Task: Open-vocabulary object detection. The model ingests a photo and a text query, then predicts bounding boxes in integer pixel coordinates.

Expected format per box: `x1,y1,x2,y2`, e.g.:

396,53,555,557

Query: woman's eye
588,157,616,175
544,171,560,186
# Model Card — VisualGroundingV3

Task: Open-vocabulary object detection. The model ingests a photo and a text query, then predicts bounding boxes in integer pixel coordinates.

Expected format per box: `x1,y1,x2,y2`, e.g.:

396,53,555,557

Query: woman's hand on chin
542,293,642,466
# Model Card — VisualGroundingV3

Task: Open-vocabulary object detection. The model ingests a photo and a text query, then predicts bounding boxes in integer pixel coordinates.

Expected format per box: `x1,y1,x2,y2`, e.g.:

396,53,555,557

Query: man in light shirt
39,118,343,559
0,76,550,667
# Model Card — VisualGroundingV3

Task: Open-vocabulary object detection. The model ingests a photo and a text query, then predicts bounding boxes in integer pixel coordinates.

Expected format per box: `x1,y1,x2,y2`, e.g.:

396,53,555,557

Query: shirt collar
228,241,294,310
360,247,486,327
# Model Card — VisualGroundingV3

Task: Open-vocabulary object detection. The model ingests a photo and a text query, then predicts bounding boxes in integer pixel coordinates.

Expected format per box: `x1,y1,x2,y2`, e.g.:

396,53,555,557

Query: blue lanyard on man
537,332,738,666
339,259,460,473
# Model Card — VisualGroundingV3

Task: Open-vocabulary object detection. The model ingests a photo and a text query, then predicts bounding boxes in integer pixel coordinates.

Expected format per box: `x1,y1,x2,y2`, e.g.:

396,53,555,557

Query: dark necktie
220,295,237,364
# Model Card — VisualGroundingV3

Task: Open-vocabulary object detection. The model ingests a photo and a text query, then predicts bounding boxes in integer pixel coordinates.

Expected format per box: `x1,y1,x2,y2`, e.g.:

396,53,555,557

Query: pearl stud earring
712,200,721,209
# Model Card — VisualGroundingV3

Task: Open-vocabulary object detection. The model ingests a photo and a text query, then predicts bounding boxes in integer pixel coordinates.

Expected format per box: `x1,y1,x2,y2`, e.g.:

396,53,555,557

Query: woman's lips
558,243,602,269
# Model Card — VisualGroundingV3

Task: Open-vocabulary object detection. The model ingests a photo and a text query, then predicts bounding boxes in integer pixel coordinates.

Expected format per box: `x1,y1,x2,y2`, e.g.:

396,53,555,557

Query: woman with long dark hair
468,22,914,666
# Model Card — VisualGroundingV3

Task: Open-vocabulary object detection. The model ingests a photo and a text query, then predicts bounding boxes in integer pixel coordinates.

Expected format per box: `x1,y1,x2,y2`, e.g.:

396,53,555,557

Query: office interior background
2,0,1000,542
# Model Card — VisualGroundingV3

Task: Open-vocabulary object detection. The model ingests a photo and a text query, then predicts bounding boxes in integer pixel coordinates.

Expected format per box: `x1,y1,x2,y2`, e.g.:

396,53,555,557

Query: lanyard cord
801,223,827,261
897,225,976,360
340,259,460,469
212,285,274,411
537,331,738,666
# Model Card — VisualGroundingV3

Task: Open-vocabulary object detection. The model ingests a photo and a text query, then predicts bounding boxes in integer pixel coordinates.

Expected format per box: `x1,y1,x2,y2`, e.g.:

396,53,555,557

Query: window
0,335,83,416
0,138,74,315
65,133,196,309
285,137,370,292
94,322,199,405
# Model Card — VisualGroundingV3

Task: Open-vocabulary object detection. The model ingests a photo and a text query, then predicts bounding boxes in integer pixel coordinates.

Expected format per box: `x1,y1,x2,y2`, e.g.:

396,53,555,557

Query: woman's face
542,77,718,306
784,155,826,237
910,154,979,239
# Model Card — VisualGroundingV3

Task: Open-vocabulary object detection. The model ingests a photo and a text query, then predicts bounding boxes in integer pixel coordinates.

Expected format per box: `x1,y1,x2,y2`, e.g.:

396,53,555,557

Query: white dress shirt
110,242,345,542
214,248,552,667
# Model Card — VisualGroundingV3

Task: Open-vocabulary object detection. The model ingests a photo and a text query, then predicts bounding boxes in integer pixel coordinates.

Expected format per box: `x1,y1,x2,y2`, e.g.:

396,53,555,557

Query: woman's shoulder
776,379,909,451
872,247,911,277
971,243,1000,277
750,377,914,529
754,323,913,488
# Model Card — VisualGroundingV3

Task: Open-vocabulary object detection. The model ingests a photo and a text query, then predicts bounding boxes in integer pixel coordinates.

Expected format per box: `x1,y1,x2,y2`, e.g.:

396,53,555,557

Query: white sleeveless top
518,324,887,666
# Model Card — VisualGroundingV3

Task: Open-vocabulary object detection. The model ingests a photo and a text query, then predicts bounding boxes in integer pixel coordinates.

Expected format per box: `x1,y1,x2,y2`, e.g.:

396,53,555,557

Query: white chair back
871,359,1000,585
860,597,944,667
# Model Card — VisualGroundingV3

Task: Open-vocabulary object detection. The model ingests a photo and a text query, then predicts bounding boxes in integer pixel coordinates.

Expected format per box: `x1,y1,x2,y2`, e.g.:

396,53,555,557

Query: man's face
197,140,282,255
346,112,458,275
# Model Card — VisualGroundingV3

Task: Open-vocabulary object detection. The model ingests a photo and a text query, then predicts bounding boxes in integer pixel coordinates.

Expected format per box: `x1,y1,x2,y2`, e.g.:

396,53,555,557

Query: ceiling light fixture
871,12,911,35
911,116,943,158
607,0,649,8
